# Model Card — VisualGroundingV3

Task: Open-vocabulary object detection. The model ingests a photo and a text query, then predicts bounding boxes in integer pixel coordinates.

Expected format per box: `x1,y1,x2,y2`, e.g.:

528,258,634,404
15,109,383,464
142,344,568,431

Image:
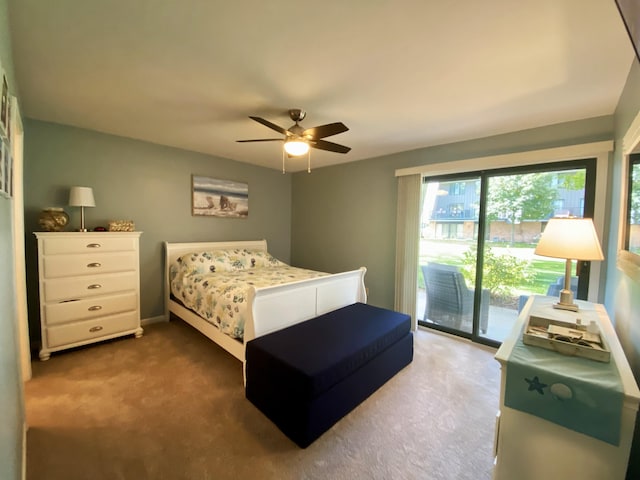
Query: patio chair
546,275,578,298
421,263,489,334
517,275,579,312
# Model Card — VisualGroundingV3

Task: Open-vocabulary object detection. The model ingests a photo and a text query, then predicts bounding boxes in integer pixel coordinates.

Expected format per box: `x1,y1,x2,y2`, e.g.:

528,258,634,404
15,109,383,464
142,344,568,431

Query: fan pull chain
307,149,311,173
282,148,286,174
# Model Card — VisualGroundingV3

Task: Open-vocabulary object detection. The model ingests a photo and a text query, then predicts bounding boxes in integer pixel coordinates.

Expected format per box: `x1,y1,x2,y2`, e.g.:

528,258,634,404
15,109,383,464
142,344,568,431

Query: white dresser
493,295,640,480
34,231,143,360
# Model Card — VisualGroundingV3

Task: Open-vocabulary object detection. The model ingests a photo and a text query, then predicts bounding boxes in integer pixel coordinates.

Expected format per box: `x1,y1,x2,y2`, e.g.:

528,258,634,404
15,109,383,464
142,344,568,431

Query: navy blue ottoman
245,302,413,448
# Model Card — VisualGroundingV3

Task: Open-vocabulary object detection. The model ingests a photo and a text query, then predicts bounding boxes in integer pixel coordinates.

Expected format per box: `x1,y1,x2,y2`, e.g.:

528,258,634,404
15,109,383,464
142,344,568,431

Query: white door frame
10,96,30,381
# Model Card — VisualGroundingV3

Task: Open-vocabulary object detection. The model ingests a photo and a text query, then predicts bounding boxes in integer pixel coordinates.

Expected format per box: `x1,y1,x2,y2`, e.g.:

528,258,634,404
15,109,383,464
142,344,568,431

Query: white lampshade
68,186,95,232
283,139,309,156
68,186,96,207
535,218,604,260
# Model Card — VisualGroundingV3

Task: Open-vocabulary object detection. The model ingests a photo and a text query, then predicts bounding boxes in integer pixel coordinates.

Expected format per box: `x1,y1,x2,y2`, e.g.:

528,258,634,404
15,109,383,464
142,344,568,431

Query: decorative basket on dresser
34,231,143,360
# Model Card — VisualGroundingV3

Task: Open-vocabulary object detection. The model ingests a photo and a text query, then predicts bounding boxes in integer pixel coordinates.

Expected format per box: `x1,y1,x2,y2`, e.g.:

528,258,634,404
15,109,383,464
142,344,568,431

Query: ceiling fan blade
236,138,283,143
311,139,351,154
249,116,289,135
303,122,349,139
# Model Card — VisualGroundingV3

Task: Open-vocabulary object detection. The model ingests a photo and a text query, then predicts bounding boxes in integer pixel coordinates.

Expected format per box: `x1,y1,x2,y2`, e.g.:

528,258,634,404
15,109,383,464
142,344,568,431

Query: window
626,155,640,254
450,182,466,195
395,141,611,341
417,160,597,347
449,203,464,217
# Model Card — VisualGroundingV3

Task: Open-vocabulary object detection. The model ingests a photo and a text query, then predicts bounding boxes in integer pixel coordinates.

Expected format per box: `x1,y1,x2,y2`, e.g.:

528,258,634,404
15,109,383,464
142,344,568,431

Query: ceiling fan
237,109,351,172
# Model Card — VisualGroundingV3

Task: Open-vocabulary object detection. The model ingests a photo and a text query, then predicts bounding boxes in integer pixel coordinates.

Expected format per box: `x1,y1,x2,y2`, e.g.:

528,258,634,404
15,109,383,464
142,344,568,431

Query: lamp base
552,302,579,312
552,289,579,312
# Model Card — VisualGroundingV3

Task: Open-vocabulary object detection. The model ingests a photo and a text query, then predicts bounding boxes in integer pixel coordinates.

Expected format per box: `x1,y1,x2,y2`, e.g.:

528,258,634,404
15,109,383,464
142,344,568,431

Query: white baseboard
22,421,27,480
141,315,168,327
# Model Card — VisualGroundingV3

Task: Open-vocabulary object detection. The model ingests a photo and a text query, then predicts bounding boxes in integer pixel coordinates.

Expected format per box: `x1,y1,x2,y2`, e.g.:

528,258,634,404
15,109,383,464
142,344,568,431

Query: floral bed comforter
170,249,327,340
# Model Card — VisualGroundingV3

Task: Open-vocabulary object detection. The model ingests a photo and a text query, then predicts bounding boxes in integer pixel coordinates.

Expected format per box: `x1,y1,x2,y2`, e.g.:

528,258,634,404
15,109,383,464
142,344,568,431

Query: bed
164,239,367,365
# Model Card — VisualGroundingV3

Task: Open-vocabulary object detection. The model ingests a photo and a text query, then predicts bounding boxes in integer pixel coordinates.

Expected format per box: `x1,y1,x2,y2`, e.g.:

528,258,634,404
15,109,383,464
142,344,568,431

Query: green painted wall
0,0,24,478
607,59,640,479
23,120,292,342
9,5,639,474
291,74,640,475
291,116,614,309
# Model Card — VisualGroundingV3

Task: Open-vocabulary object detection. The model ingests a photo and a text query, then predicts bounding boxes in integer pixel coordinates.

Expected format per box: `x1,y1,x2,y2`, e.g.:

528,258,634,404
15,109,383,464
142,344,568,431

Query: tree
556,169,585,191
486,173,556,244
461,246,532,300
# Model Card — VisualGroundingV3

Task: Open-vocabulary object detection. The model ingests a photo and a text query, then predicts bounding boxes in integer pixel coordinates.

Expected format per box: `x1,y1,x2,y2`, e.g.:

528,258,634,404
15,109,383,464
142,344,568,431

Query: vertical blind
394,174,421,330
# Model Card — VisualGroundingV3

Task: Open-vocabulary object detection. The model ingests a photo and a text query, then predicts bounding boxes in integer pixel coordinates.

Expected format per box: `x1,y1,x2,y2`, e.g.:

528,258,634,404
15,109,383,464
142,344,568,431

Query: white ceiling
8,0,635,172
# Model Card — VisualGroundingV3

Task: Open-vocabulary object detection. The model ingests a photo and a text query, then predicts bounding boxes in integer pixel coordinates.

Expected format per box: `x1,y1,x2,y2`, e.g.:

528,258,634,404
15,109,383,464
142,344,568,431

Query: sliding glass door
417,159,596,346
418,176,481,335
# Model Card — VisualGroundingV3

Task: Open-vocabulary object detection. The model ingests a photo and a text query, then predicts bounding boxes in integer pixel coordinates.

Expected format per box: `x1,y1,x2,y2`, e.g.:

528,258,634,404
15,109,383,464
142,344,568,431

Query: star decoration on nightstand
525,376,547,395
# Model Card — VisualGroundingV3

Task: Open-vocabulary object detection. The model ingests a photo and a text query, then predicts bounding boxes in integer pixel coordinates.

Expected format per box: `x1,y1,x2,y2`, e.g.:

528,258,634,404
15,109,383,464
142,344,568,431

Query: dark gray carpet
25,319,500,480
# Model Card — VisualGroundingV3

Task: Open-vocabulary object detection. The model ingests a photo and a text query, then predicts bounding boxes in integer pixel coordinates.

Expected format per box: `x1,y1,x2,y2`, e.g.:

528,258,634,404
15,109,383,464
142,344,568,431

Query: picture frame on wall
5,91,11,143
0,135,12,198
0,136,7,198
7,145,12,197
0,68,8,139
192,175,249,218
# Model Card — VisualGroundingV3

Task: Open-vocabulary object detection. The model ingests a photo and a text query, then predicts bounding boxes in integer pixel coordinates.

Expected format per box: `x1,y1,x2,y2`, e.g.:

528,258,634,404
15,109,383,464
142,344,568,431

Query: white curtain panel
394,173,421,330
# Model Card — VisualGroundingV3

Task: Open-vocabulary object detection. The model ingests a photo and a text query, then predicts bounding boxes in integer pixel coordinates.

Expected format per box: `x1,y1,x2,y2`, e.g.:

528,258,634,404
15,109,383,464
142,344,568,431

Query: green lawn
418,240,567,295
529,259,566,293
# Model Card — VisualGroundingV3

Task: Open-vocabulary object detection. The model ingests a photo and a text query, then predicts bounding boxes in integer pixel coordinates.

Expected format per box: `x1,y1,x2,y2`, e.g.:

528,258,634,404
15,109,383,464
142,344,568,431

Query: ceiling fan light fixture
283,138,309,156
238,110,350,171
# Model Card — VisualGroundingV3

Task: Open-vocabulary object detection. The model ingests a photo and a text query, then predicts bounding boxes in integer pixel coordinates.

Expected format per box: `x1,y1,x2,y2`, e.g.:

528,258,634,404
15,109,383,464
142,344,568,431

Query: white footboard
244,268,367,343
164,240,367,372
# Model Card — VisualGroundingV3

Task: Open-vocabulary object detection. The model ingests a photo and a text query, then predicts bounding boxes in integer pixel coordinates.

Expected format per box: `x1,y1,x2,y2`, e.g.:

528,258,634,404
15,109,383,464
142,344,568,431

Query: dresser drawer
42,272,138,302
45,291,137,326
42,236,136,255
46,311,139,348
43,252,137,278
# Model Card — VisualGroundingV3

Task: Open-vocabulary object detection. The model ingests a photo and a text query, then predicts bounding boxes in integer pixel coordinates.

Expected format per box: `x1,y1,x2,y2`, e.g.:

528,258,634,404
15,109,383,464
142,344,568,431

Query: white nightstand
493,295,640,480
34,231,143,360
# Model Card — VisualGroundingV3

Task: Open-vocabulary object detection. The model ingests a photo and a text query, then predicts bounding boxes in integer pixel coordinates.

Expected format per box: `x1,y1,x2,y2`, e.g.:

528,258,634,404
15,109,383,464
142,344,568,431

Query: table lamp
68,186,95,232
534,217,604,311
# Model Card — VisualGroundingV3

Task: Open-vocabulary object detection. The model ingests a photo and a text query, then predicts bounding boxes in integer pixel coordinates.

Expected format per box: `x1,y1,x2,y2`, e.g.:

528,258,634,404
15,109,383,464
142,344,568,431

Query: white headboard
165,239,267,267
163,239,268,319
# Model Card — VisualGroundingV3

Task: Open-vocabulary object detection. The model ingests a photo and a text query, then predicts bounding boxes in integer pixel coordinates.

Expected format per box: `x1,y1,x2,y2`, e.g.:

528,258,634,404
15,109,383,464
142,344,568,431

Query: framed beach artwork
192,175,248,218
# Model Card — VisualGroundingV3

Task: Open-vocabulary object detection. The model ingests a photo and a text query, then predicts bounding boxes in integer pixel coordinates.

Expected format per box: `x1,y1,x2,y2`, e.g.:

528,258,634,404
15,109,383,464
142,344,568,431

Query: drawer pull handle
87,262,102,268
89,326,103,333
88,305,102,311
86,243,101,248
87,284,102,290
